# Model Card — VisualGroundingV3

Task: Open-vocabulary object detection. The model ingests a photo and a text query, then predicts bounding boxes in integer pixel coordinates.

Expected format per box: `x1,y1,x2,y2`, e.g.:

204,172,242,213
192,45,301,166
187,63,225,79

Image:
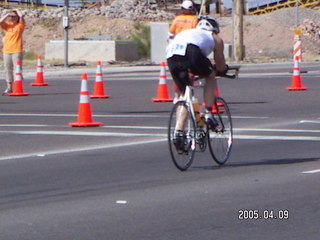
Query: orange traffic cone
31,56,49,86
151,61,173,102
8,59,30,96
69,73,102,127
90,61,110,99
212,84,225,113
287,57,307,91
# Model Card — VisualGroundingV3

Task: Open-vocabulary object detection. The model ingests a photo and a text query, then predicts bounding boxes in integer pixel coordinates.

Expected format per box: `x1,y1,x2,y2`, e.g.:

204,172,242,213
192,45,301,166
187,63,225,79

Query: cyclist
166,16,229,152
168,0,198,41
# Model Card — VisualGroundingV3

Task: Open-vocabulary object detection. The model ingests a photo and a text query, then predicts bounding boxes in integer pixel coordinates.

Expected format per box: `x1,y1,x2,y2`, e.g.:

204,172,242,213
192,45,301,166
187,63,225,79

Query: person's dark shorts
167,44,213,93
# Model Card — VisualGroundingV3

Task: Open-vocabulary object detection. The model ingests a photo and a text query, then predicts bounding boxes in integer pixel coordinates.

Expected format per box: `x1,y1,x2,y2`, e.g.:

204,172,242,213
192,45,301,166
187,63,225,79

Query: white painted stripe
102,125,167,130
300,120,320,124
95,76,103,82
302,169,320,174
96,66,102,73
0,113,76,117
234,135,320,141
234,128,320,133
0,129,320,141
0,138,166,161
0,124,164,129
0,124,50,127
232,116,269,119
105,126,320,133
80,79,88,91
0,130,167,137
79,94,89,103
1,123,320,136
0,113,166,118
159,77,167,84
0,113,268,119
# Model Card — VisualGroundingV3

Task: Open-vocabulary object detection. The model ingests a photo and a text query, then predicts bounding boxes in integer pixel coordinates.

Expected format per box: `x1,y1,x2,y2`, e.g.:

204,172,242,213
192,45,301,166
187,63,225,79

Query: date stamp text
238,209,289,220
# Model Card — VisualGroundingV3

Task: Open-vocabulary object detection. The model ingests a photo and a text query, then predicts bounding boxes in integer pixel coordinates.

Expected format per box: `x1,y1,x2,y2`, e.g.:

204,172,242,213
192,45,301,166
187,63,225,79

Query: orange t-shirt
1,21,25,54
169,15,198,36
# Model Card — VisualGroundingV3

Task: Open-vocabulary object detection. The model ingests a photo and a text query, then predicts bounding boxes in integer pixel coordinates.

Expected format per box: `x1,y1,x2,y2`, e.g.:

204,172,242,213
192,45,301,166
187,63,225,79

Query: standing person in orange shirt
168,0,199,41
0,9,25,95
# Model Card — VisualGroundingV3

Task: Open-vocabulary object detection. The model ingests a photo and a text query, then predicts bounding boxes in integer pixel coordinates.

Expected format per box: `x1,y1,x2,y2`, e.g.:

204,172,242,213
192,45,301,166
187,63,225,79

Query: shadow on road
193,157,319,170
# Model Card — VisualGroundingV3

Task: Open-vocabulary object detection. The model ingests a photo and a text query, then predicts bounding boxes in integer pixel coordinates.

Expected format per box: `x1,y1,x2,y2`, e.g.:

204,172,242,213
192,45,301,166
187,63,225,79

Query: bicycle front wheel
168,101,196,171
208,97,233,165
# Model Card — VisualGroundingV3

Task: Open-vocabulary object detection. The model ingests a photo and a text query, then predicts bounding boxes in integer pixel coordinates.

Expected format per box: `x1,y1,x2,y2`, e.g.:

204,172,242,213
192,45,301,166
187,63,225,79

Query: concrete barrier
151,22,170,64
150,22,234,64
45,40,138,62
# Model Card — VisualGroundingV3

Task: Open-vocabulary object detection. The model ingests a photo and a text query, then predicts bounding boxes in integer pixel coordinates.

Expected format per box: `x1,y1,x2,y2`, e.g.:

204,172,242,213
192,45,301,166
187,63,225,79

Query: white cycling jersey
166,28,215,59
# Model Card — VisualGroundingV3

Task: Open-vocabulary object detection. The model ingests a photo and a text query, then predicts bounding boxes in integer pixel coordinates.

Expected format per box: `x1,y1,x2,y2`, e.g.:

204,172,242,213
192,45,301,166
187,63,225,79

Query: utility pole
63,0,69,67
232,0,244,61
199,0,206,15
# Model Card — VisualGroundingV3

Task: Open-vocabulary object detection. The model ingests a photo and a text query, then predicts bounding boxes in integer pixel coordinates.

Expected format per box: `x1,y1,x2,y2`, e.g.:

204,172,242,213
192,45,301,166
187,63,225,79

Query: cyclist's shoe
173,130,185,154
204,111,218,131
2,88,12,96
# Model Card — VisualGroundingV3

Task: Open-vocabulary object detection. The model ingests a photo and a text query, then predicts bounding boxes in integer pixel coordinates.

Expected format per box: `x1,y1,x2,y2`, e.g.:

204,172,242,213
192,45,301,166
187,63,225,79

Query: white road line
1,129,320,141
0,113,268,119
233,116,269,119
0,113,75,117
302,169,320,174
300,120,320,124
0,138,166,161
0,113,166,118
234,135,320,141
0,130,166,137
103,125,167,130
0,124,50,127
2,124,320,134
234,128,320,133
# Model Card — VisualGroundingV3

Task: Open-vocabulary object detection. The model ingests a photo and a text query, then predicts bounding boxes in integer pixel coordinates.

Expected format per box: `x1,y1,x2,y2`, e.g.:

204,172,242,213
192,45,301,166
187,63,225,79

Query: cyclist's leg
167,55,190,132
174,102,189,131
167,56,191,151
203,71,217,108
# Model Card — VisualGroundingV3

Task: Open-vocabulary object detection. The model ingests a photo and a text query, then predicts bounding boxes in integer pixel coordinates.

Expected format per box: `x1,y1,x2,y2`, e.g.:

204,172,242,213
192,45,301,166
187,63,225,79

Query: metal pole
295,0,299,26
64,0,69,68
231,0,234,60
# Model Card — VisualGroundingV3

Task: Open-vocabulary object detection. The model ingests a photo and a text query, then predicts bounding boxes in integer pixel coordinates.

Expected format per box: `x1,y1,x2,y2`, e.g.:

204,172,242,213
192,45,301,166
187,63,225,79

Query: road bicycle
168,67,239,171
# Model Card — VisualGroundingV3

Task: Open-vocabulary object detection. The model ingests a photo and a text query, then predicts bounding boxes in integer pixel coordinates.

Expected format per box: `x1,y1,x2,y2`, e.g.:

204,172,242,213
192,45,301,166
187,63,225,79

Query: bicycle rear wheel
168,101,196,171
208,97,233,165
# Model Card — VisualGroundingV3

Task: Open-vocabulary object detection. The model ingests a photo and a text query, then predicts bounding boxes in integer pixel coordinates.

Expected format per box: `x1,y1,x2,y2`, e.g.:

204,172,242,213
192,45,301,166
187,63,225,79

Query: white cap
181,0,193,10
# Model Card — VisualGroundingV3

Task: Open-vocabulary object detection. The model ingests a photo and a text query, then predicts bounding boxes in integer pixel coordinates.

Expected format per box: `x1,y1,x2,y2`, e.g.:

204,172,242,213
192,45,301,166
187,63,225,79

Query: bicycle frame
174,85,196,120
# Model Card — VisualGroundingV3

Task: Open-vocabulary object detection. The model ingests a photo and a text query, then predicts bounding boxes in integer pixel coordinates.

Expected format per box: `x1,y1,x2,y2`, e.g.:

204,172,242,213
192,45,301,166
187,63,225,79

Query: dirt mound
218,7,320,62
23,17,135,59
21,7,320,63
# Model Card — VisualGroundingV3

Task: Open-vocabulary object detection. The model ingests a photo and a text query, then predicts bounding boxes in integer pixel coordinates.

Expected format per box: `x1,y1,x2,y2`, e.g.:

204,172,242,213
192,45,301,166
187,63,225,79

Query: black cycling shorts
167,44,213,93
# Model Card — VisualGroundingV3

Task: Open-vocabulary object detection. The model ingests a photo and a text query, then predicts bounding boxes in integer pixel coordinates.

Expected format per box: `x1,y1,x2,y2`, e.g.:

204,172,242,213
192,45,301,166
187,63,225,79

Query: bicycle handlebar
192,65,240,83
221,73,237,79
221,65,240,79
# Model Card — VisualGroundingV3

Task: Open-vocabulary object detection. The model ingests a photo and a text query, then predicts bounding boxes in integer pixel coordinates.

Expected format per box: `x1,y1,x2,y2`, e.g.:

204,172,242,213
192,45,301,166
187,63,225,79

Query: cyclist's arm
212,33,228,75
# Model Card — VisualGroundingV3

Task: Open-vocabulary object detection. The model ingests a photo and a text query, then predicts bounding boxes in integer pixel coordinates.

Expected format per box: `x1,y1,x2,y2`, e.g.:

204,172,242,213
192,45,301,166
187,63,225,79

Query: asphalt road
0,62,319,239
